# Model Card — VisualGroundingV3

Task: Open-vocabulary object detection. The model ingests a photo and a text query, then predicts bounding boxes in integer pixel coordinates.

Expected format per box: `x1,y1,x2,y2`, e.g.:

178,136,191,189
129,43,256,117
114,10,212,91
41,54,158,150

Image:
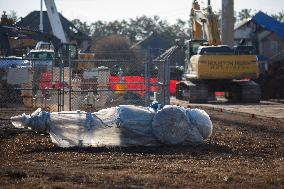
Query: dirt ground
0,103,283,189
174,98,284,119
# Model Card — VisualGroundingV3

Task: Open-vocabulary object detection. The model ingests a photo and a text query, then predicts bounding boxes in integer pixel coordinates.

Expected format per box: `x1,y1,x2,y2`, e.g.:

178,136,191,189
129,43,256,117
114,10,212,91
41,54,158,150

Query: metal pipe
39,0,43,32
144,50,150,106
166,58,170,105
202,21,206,40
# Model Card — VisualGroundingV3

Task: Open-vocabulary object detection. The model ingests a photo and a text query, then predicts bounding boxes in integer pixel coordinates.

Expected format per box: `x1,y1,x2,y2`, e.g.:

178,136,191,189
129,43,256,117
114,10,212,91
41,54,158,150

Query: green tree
89,15,191,45
1,10,17,25
271,11,284,22
237,9,253,21
7,10,17,23
71,19,91,35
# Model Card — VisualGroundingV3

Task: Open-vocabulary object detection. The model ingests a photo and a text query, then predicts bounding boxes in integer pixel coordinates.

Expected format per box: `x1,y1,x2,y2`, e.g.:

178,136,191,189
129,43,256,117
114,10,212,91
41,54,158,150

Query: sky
0,0,283,24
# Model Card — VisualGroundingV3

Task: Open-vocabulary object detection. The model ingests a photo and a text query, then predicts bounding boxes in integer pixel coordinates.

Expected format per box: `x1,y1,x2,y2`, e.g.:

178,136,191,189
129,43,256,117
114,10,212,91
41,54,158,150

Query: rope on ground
0,118,11,121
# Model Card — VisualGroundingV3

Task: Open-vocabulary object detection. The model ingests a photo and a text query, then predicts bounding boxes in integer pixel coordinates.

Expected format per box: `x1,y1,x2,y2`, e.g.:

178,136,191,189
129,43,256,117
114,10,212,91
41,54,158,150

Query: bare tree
7,10,18,23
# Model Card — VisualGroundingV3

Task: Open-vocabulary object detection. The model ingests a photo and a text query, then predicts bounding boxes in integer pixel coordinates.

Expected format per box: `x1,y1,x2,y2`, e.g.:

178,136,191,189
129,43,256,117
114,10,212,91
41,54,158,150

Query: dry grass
0,107,283,188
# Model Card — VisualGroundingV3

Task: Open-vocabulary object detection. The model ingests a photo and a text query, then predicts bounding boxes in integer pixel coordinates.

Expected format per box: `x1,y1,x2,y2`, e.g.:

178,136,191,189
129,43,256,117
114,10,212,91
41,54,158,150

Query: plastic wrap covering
48,106,158,147
11,105,213,147
152,106,190,145
11,108,50,133
186,109,213,140
116,105,155,135
115,105,158,146
49,111,110,147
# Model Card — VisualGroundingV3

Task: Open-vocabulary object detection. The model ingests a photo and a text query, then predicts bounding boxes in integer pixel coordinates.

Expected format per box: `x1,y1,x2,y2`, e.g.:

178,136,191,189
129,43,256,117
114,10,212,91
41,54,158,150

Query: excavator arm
44,0,67,43
190,0,221,45
0,24,61,56
191,0,204,40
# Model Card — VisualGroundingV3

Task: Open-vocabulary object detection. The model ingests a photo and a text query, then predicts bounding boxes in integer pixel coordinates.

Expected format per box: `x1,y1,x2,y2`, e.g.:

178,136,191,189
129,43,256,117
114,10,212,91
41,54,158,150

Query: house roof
234,19,250,30
252,11,284,38
235,11,284,39
16,11,90,42
132,32,172,51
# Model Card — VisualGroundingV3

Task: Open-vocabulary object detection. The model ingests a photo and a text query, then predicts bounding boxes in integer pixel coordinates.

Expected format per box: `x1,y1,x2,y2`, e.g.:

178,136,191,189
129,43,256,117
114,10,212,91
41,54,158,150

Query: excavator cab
184,39,207,71
58,43,77,59
185,39,207,57
55,43,78,67
233,45,256,55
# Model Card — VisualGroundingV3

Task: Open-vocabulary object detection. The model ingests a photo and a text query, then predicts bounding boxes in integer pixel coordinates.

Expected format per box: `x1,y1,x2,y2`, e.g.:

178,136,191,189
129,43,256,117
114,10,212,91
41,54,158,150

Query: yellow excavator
176,0,261,103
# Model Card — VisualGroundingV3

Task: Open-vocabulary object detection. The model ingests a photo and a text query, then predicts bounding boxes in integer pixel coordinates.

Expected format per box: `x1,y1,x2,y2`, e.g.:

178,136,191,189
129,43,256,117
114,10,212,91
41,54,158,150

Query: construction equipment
0,23,78,59
176,0,261,103
0,11,39,56
0,24,62,56
0,0,67,56
43,0,67,43
190,0,221,45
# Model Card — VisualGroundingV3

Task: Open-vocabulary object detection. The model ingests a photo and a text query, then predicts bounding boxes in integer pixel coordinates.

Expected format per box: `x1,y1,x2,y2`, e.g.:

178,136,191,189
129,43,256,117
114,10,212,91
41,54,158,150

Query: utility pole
221,0,234,47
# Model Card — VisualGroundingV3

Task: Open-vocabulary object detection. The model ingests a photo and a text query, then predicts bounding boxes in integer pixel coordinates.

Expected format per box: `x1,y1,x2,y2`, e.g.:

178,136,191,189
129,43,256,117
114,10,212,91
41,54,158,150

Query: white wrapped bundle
11,105,213,147
116,105,155,135
11,108,50,133
151,106,213,145
114,105,158,146
186,109,213,140
151,105,190,145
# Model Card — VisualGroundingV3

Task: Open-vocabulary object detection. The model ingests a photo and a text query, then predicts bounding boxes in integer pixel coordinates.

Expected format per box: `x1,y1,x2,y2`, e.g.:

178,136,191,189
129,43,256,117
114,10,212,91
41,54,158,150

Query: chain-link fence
68,50,163,112
0,56,61,113
0,49,171,118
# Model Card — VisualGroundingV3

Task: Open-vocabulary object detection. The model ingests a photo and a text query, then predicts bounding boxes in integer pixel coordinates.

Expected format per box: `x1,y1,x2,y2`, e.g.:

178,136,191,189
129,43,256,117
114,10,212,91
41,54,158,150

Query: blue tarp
257,55,269,62
252,11,284,39
0,59,24,69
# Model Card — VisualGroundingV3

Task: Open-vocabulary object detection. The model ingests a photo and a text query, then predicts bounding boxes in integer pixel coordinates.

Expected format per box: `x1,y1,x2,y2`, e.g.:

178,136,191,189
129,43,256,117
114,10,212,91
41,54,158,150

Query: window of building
270,41,278,52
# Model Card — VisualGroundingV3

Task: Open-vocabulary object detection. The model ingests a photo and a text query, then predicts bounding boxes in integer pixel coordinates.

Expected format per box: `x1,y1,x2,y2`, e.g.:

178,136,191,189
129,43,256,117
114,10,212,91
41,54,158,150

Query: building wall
234,21,257,40
234,26,253,40
234,22,284,58
234,22,255,46
261,33,284,58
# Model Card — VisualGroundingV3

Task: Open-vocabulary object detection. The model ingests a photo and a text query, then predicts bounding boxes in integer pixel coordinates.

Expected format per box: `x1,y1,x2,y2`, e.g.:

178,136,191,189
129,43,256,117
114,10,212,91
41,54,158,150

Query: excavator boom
44,0,67,43
191,0,221,45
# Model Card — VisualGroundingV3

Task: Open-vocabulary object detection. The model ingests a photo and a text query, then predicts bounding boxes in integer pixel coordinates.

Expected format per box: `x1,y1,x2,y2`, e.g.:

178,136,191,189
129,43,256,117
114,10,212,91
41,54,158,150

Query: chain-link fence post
165,57,170,105
68,48,72,111
61,59,64,112
144,50,150,106
155,57,170,106
57,88,61,112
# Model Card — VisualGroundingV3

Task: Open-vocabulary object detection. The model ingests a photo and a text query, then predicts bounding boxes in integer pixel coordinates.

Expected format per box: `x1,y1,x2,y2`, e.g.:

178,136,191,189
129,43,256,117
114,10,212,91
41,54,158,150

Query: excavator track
176,81,209,103
225,80,261,103
240,80,261,102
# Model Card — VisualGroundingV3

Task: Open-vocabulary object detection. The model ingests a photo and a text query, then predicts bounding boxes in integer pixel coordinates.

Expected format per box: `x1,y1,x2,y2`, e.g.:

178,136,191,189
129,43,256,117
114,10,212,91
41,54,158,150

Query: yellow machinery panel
9,38,37,49
191,55,259,79
77,52,95,71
